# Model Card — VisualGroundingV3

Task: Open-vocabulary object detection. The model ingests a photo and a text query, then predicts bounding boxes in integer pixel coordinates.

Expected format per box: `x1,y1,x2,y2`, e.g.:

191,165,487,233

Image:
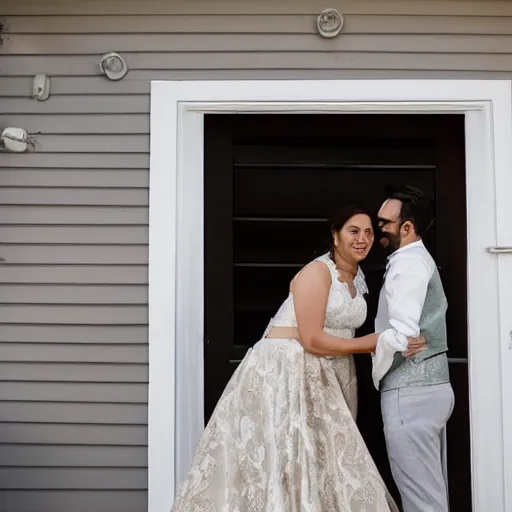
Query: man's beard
380,232,401,254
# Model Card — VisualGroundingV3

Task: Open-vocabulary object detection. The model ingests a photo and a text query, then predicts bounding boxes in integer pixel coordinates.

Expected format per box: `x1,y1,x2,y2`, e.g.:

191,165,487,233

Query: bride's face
334,214,374,264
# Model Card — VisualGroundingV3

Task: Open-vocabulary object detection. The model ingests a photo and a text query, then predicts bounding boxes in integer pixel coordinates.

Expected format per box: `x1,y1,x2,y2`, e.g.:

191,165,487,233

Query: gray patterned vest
380,266,450,391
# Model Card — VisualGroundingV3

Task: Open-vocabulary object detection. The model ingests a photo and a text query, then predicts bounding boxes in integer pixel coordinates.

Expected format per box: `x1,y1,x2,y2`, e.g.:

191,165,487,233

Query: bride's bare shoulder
290,261,331,290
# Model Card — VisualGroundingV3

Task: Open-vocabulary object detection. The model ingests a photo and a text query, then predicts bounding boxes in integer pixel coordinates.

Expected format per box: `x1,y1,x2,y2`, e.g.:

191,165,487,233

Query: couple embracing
172,184,454,512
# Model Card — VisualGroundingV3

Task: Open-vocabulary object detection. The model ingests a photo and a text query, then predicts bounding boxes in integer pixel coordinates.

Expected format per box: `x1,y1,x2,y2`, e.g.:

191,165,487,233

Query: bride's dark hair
326,205,372,259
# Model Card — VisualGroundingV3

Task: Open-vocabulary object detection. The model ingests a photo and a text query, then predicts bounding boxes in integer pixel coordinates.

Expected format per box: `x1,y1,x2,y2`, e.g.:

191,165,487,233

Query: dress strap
315,253,368,295
314,253,339,282
354,267,368,295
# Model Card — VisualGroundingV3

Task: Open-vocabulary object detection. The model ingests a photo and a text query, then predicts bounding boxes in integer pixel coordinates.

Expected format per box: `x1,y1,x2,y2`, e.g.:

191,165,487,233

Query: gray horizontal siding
0,343,147,362
0,266,148,284
0,187,148,203
0,115,149,133
0,403,147,424
7,33,512,54
0,96,149,112
0,364,147,382
0,169,149,187
0,226,148,244
4,53,512,74
0,491,147,512
0,325,148,342
0,467,147,488
0,206,148,223
0,305,147,323
1,154,149,168
0,445,147,466
0,423,147,444
1,1,512,511
0,285,146,303
4,0,512,16
0,246,148,264
0,382,148,402
5,13,512,34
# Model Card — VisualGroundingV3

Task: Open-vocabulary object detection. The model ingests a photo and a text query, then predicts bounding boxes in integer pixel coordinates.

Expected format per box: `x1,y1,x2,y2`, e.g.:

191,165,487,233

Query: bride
172,205,425,512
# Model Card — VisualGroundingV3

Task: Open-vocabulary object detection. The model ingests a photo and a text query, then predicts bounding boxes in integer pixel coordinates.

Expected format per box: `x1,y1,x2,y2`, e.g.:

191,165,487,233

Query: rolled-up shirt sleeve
384,255,433,342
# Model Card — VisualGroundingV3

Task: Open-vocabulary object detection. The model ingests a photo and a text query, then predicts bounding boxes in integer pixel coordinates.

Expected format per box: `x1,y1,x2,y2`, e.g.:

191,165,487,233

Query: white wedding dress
172,254,398,512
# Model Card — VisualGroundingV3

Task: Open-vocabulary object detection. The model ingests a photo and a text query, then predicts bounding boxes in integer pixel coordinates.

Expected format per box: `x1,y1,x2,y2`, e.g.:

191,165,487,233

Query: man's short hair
384,184,434,237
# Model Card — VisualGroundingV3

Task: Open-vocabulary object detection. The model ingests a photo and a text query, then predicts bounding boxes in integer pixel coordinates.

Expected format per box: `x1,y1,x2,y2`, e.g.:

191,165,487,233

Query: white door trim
148,79,512,512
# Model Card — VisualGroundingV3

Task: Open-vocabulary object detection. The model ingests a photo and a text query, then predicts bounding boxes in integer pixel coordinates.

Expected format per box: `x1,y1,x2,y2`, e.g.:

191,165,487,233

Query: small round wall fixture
316,8,344,38
99,52,129,81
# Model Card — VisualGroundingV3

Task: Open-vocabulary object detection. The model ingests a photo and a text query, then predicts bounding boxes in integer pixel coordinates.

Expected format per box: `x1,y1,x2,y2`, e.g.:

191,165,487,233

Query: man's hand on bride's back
403,335,427,358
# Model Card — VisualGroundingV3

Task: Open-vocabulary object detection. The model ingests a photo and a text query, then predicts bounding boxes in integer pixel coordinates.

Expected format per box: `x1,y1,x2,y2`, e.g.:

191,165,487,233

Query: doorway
204,114,469,510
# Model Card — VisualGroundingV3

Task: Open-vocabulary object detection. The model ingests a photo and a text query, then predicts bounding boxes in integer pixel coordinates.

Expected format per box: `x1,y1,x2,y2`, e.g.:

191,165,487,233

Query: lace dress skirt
171,337,398,512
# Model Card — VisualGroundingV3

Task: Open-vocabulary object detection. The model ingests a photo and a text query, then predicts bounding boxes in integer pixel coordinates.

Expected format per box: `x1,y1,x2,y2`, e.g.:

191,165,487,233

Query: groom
374,184,454,512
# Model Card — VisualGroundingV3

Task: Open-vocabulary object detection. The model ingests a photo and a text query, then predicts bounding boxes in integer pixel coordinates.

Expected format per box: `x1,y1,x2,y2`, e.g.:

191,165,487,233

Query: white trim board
148,79,512,512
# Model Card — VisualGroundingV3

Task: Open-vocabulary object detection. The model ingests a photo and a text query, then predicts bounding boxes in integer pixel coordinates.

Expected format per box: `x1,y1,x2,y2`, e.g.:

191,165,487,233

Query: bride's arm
291,262,379,357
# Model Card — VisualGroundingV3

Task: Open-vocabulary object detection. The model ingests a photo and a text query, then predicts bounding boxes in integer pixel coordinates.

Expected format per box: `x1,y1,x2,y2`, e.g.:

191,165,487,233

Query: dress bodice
264,253,368,339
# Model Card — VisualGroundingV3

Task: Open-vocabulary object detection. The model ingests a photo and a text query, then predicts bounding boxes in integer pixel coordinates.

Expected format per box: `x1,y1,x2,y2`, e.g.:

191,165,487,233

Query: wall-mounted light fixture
317,8,344,38
1,127,30,152
99,52,129,81
33,74,51,101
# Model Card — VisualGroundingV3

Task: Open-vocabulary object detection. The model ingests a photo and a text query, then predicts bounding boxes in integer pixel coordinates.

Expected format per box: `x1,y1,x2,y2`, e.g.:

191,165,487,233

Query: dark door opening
204,114,470,511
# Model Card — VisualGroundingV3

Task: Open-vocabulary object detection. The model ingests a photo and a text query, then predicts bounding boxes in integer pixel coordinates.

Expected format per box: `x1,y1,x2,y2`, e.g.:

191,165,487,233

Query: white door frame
148,79,512,512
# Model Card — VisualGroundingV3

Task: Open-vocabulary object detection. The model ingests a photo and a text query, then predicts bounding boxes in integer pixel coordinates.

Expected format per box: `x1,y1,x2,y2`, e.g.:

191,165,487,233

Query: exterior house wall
0,1,511,510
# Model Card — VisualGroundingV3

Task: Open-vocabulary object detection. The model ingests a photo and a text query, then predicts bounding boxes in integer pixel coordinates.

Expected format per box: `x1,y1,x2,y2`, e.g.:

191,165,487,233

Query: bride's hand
402,335,427,358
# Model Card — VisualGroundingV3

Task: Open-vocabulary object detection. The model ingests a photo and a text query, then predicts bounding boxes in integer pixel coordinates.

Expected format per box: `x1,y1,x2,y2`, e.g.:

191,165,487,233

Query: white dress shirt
372,240,436,389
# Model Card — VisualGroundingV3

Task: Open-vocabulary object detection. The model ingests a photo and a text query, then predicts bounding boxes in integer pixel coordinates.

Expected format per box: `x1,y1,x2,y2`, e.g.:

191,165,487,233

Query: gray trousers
381,383,455,512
